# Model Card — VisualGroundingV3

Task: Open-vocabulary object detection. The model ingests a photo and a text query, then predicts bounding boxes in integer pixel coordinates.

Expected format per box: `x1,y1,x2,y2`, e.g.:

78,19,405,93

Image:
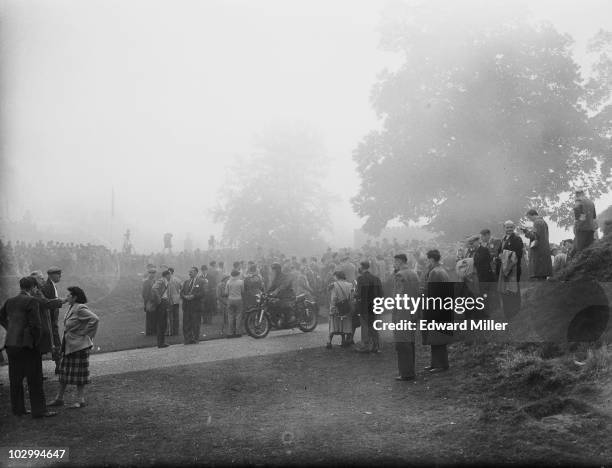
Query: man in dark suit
573,188,597,252
473,229,497,317
142,267,157,335
181,267,207,344
355,260,384,353
0,277,57,418
40,267,62,374
392,254,420,380
31,271,65,378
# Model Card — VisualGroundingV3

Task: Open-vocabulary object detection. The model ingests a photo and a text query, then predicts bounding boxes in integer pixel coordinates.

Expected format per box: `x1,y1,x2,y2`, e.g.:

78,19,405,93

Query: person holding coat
40,267,63,374
48,286,99,409
30,271,65,378
521,209,553,280
497,221,524,318
392,254,420,381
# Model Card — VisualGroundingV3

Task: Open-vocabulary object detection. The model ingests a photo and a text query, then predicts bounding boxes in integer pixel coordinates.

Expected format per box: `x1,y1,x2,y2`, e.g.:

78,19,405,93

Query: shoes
354,347,371,353
423,366,434,371
32,411,58,418
428,367,449,374
370,348,381,354
68,402,87,409
158,344,169,348
395,376,415,381
47,399,64,407
325,343,333,349
14,409,31,416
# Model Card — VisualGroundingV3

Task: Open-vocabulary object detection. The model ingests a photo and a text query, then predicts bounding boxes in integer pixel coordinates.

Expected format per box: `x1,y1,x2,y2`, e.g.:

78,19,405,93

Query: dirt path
0,324,338,383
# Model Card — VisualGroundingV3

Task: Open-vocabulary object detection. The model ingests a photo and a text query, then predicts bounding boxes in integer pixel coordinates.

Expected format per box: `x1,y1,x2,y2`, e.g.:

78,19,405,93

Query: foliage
353,0,612,238
214,123,331,255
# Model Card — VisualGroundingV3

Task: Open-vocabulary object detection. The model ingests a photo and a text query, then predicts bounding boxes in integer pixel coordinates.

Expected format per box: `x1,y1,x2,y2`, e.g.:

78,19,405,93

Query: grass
2,342,612,466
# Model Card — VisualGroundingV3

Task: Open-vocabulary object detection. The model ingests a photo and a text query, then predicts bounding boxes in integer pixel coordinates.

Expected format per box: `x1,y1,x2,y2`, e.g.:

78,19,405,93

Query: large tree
352,0,612,239
214,124,331,255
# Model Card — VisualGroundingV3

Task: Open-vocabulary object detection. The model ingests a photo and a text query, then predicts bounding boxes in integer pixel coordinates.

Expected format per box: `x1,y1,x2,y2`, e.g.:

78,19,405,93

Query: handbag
334,282,353,317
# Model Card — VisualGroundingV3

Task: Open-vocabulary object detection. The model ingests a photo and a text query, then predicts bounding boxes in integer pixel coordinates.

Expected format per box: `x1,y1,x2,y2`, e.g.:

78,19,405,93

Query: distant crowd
1,188,607,419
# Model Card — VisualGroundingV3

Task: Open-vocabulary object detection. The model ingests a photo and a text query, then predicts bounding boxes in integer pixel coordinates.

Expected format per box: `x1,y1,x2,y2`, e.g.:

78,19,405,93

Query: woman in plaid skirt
48,286,99,409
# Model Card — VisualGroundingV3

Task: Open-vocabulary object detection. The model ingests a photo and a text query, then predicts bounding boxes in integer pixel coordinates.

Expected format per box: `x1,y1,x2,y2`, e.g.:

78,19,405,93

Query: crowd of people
137,189,602,380
0,240,120,279
0,188,605,418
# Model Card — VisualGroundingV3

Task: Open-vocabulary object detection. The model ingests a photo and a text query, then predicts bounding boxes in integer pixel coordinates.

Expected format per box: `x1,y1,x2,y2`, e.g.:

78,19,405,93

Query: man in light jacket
151,270,171,348
167,268,182,336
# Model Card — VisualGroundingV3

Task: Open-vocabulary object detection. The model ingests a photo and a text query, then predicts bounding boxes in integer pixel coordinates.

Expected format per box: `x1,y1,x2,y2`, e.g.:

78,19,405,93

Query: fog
1,0,611,252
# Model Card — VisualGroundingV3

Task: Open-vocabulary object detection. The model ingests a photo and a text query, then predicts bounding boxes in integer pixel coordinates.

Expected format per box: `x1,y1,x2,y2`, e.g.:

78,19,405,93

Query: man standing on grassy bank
573,188,597,253
392,254,420,381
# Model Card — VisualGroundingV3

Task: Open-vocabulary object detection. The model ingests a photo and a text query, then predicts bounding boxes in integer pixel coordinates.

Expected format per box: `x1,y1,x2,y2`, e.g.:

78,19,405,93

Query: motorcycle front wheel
245,309,271,339
298,304,318,332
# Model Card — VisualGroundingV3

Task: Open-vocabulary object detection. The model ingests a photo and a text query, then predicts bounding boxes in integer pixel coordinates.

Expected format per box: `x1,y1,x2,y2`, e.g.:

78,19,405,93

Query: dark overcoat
524,217,553,278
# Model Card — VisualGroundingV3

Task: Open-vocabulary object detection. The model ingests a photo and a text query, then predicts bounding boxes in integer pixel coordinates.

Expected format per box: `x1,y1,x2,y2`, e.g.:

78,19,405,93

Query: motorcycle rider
267,262,296,326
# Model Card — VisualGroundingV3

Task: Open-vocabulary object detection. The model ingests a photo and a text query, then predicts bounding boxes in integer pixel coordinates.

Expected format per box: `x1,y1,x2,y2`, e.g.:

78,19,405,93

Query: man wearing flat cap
354,260,384,353
573,189,597,253
40,267,63,374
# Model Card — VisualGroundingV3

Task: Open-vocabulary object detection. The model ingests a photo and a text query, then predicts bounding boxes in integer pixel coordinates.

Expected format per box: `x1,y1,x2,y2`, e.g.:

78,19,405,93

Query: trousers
6,346,46,417
169,304,180,335
395,342,415,378
183,304,201,343
430,344,449,369
227,298,243,335
156,300,168,346
574,231,594,252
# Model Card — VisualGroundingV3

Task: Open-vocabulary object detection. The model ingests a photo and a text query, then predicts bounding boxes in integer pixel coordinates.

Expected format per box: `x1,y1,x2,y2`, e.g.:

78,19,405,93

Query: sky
1,0,611,252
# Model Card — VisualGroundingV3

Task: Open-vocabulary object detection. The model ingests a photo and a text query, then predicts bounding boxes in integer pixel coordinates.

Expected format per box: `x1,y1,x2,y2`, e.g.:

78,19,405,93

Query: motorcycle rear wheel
298,304,318,332
245,310,271,339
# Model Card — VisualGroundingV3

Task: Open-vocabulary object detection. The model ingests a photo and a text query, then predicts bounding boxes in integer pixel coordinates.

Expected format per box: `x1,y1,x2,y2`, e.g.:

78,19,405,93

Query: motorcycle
244,292,318,339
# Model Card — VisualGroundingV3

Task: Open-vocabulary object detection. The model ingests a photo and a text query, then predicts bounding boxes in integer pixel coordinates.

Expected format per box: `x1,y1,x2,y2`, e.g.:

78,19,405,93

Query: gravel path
0,325,335,382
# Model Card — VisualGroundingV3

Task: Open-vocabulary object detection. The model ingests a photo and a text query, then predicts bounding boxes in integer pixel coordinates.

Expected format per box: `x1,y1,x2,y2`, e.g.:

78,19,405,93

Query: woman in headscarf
48,286,99,409
326,271,354,348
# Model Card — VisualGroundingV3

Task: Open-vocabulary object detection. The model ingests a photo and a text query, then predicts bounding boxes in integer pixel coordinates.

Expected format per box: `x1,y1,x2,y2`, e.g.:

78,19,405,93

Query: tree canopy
214,124,331,255
352,0,612,239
